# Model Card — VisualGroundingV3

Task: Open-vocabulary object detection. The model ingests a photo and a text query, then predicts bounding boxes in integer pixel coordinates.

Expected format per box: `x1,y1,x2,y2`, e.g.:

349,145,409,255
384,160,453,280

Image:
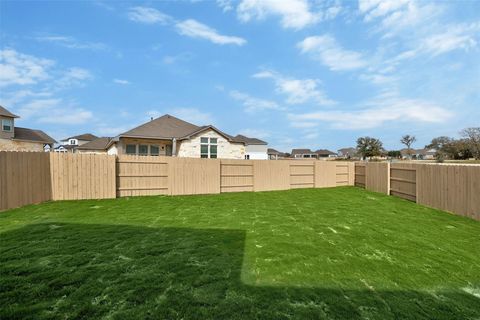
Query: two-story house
56,133,98,153
0,106,56,152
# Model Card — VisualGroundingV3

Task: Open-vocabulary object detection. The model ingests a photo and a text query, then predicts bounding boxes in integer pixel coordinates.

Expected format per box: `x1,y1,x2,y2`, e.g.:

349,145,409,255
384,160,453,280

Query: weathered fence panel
417,164,480,220
116,155,169,197
390,163,417,202
50,153,116,200
366,162,390,194
0,151,51,211
354,163,366,188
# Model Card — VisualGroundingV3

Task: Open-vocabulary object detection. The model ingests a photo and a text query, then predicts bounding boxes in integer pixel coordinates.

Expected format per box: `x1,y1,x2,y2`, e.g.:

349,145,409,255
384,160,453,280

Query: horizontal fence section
116,155,169,197
390,163,417,202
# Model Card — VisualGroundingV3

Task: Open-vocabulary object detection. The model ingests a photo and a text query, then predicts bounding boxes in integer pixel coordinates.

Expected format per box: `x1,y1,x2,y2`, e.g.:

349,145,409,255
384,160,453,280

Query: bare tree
400,135,416,158
460,127,480,159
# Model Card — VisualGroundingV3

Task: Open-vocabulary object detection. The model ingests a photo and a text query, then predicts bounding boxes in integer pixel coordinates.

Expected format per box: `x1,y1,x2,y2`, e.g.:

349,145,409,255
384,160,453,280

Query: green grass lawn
1,187,479,319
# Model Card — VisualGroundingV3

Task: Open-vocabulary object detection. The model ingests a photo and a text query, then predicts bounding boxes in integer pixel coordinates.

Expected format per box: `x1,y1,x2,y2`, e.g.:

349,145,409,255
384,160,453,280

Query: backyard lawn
1,187,479,319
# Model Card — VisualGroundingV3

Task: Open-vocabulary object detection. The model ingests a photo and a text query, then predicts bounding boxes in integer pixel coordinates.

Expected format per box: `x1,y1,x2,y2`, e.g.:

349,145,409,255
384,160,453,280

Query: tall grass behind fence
355,162,480,220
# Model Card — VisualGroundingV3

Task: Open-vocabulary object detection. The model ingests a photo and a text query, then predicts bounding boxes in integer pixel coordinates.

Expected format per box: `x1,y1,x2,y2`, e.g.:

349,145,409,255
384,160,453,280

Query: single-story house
291,149,318,158
267,148,287,160
315,149,337,158
337,147,358,159
56,133,98,153
81,114,267,159
0,106,56,152
401,148,436,160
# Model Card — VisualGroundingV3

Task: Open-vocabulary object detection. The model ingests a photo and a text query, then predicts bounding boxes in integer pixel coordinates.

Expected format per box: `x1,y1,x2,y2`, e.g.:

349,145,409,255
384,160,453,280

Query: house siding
0,138,45,152
178,129,245,159
245,144,268,160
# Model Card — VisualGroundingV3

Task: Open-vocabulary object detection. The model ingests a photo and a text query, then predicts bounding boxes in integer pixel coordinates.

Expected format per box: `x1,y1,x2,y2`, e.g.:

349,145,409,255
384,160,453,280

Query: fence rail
354,161,480,220
1,152,479,221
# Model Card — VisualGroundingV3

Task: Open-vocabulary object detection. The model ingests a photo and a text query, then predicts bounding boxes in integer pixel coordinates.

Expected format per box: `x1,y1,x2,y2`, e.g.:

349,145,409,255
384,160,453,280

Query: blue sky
1,0,479,152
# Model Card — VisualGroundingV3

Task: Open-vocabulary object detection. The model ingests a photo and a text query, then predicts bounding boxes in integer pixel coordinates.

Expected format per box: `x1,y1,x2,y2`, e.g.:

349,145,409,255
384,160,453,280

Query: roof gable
0,105,19,118
119,114,200,139
64,133,98,141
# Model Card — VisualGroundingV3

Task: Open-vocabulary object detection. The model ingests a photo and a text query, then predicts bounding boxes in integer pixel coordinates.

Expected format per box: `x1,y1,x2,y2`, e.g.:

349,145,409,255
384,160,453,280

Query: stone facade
0,138,45,152
177,129,245,159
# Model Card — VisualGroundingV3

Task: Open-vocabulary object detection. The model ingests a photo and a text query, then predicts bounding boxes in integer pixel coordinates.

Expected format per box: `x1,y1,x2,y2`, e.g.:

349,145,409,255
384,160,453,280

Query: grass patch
1,187,479,319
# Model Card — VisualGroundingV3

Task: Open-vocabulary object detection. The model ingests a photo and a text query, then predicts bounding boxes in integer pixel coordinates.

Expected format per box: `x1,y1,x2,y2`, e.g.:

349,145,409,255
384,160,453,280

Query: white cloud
35,35,107,50
17,98,93,125
253,70,335,105
237,0,320,29
56,67,93,88
0,49,54,87
421,22,480,56
238,128,271,139
229,90,281,113
298,35,366,71
217,0,234,12
128,6,172,24
288,95,452,130
113,79,130,85
148,108,214,125
175,19,246,46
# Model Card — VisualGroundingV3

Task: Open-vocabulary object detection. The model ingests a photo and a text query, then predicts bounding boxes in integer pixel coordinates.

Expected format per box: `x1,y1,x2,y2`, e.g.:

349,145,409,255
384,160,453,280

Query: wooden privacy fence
1,151,479,221
117,156,355,196
355,162,480,220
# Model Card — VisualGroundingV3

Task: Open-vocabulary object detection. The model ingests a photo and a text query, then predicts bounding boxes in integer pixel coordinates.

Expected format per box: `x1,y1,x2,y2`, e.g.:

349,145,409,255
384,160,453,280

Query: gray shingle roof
14,127,56,144
0,106,19,118
232,134,267,145
64,133,98,141
77,137,112,150
119,114,200,139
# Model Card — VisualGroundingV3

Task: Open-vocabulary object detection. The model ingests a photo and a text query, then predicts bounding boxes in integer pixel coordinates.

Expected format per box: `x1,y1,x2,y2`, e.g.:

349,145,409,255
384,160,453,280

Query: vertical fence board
253,160,290,191
365,162,390,194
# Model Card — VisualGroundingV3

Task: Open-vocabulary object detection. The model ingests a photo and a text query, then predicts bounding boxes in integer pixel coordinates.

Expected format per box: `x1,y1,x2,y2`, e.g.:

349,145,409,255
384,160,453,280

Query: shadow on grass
1,223,478,319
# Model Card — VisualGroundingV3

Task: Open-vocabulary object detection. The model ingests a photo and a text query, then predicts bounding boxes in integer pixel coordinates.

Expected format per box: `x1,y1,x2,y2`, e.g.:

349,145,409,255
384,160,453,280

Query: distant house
290,148,336,159
76,137,112,154
401,148,436,160
0,106,56,152
315,149,337,158
291,149,318,159
267,148,287,160
233,135,268,160
86,114,267,159
337,147,358,159
56,133,98,153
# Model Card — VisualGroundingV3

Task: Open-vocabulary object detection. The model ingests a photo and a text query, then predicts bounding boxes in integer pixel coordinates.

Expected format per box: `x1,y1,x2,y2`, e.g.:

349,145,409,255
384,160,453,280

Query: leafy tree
356,137,384,158
460,127,480,159
387,150,401,158
400,135,416,158
426,136,472,160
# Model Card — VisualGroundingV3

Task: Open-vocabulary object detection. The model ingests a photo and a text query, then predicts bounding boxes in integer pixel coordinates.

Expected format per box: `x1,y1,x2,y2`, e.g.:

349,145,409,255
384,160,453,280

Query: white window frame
2,119,13,132
200,137,218,158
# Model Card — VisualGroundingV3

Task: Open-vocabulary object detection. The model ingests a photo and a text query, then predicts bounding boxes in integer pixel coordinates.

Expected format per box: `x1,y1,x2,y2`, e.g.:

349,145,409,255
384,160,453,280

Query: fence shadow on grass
1,223,478,319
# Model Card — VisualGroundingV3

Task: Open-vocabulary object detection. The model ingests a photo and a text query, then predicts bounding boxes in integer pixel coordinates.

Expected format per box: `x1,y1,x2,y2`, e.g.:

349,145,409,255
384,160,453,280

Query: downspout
172,138,177,157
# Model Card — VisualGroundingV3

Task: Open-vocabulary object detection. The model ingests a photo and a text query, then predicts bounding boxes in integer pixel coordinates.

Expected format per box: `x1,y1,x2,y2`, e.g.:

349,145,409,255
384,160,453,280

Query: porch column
172,138,177,156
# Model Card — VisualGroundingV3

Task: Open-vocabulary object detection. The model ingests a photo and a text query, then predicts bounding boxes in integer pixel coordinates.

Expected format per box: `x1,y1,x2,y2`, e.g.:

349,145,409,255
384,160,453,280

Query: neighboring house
291,149,318,159
94,114,266,159
76,137,112,154
233,135,268,160
56,133,98,153
0,105,56,152
267,148,287,160
315,149,337,158
401,148,436,160
337,147,358,159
